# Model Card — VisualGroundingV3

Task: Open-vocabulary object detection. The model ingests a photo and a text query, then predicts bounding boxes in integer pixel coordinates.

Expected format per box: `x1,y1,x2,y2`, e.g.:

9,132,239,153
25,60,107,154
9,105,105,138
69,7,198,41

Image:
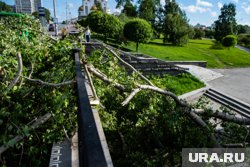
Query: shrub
238,34,250,46
123,18,153,51
222,35,237,48
193,28,205,39
85,11,122,41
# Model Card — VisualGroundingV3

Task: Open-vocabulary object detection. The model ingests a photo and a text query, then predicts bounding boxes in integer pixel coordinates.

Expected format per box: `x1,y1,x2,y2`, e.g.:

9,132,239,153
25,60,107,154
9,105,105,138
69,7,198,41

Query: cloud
210,11,217,17
218,2,223,9
242,5,250,14
181,5,210,13
196,0,213,7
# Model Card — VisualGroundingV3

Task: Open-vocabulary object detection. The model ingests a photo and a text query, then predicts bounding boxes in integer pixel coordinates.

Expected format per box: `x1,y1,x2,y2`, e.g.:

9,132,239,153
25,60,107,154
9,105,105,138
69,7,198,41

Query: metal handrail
73,48,113,167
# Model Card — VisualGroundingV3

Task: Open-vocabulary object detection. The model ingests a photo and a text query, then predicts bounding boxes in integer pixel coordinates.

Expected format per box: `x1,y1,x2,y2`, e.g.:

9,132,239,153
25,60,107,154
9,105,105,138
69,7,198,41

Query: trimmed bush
123,18,152,51
222,35,237,48
84,11,122,41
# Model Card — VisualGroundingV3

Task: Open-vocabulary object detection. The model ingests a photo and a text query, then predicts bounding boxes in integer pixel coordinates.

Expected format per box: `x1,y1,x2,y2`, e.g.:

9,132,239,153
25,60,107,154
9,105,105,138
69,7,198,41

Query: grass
124,39,250,68
150,73,205,96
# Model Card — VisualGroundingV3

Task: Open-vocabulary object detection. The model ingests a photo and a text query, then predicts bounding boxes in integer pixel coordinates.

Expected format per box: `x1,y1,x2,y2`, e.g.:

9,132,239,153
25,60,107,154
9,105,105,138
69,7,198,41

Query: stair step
204,91,250,118
209,89,250,110
205,90,250,114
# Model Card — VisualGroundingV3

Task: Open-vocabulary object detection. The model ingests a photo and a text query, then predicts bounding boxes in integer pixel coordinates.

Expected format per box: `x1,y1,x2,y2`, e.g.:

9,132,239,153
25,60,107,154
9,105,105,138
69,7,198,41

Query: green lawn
125,39,250,68
149,73,205,96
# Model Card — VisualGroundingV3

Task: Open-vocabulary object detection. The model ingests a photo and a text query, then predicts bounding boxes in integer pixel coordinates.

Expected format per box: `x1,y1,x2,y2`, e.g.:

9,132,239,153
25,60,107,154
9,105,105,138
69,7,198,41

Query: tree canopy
163,0,190,45
32,8,51,23
0,1,12,12
138,0,155,22
85,11,122,41
123,18,152,51
214,3,237,41
122,1,137,17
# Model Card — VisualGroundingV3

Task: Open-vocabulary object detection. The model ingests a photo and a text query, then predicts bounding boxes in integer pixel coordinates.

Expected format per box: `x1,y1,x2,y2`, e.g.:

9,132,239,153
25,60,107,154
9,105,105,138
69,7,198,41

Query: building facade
78,0,108,18
15,0,42,14
34,0,43,11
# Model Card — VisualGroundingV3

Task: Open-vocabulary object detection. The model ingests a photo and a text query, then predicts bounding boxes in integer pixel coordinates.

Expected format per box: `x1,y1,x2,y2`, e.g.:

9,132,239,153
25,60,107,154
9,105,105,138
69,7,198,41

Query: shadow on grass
210,41,224,50
148,41,176,47
188,40,212,46
107,43,133,52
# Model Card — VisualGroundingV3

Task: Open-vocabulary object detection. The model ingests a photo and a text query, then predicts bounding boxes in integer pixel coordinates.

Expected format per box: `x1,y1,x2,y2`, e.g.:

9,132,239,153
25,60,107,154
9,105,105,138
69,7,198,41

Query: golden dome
90,5,97,11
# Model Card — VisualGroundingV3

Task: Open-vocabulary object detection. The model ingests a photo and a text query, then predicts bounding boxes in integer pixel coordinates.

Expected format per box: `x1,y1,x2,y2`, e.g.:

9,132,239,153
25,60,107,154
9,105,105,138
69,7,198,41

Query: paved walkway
208,68,250,104
177,65,223,83
177,65,250,104
236,45,250,53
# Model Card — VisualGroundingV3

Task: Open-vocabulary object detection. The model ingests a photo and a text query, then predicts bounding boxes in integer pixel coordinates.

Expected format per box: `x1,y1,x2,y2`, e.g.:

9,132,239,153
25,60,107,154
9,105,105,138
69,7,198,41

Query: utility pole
66,0,68,24
20,0,22,13
53,0,58,36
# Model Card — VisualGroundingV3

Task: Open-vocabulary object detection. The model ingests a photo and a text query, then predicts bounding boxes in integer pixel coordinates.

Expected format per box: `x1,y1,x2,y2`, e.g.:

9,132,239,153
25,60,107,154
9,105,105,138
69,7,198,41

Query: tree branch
195,110,250,125
28,62,34,79
3,53,23,93
20,75,75,87
121,88,141,106
0,113,51,155
102,44,155,87
82,55,98,100
89,64,220,147
138,85,187,106
87,65,126,91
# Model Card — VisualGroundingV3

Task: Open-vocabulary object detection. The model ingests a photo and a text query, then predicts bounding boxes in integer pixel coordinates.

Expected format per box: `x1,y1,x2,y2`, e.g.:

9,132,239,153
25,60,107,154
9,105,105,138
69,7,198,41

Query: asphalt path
208,68,250,104
236,45,250,53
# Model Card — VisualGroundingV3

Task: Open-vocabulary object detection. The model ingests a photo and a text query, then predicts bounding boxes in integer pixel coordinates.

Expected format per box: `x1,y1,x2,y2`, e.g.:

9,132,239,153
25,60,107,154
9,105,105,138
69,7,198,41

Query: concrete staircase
107,45,188,76
204,88,250,118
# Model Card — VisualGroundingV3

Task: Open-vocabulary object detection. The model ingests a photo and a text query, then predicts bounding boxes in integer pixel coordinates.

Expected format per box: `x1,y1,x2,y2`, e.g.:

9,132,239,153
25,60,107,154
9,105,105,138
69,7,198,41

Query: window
85,6,88,15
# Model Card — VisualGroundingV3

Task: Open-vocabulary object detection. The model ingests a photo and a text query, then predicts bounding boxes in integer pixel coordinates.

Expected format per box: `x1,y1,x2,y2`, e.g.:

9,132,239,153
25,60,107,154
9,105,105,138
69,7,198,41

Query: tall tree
214,3,237,41
0,1,12,12
138,0,154,21
237,24,250,34
163,0,190,45
122,0,137,17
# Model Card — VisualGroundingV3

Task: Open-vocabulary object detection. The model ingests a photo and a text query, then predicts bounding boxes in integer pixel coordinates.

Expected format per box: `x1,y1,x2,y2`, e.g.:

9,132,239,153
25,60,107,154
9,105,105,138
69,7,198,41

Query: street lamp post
53,0,58,36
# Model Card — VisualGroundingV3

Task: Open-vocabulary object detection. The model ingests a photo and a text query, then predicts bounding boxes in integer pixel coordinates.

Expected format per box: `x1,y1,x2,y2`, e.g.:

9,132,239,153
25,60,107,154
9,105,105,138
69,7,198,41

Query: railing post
73,48,110,167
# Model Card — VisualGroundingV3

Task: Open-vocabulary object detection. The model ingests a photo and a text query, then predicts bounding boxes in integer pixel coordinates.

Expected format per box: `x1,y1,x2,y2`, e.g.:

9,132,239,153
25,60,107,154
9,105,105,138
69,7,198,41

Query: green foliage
138,0,155,21
0,15,77,166
0,1,12,12
96,1,103,11
124,39,250,68
204,29,214,39
87,50,212,166
214,3,237,42
149,73,205,95
237,24,250,34
163,1,191,46
31,8,51,23
123,18,153,51
87,49,250,166
222,35,237,48
238,34,250,47
122,1,137,17
193,28,205,39
85,11,122,41
163,13,190,45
